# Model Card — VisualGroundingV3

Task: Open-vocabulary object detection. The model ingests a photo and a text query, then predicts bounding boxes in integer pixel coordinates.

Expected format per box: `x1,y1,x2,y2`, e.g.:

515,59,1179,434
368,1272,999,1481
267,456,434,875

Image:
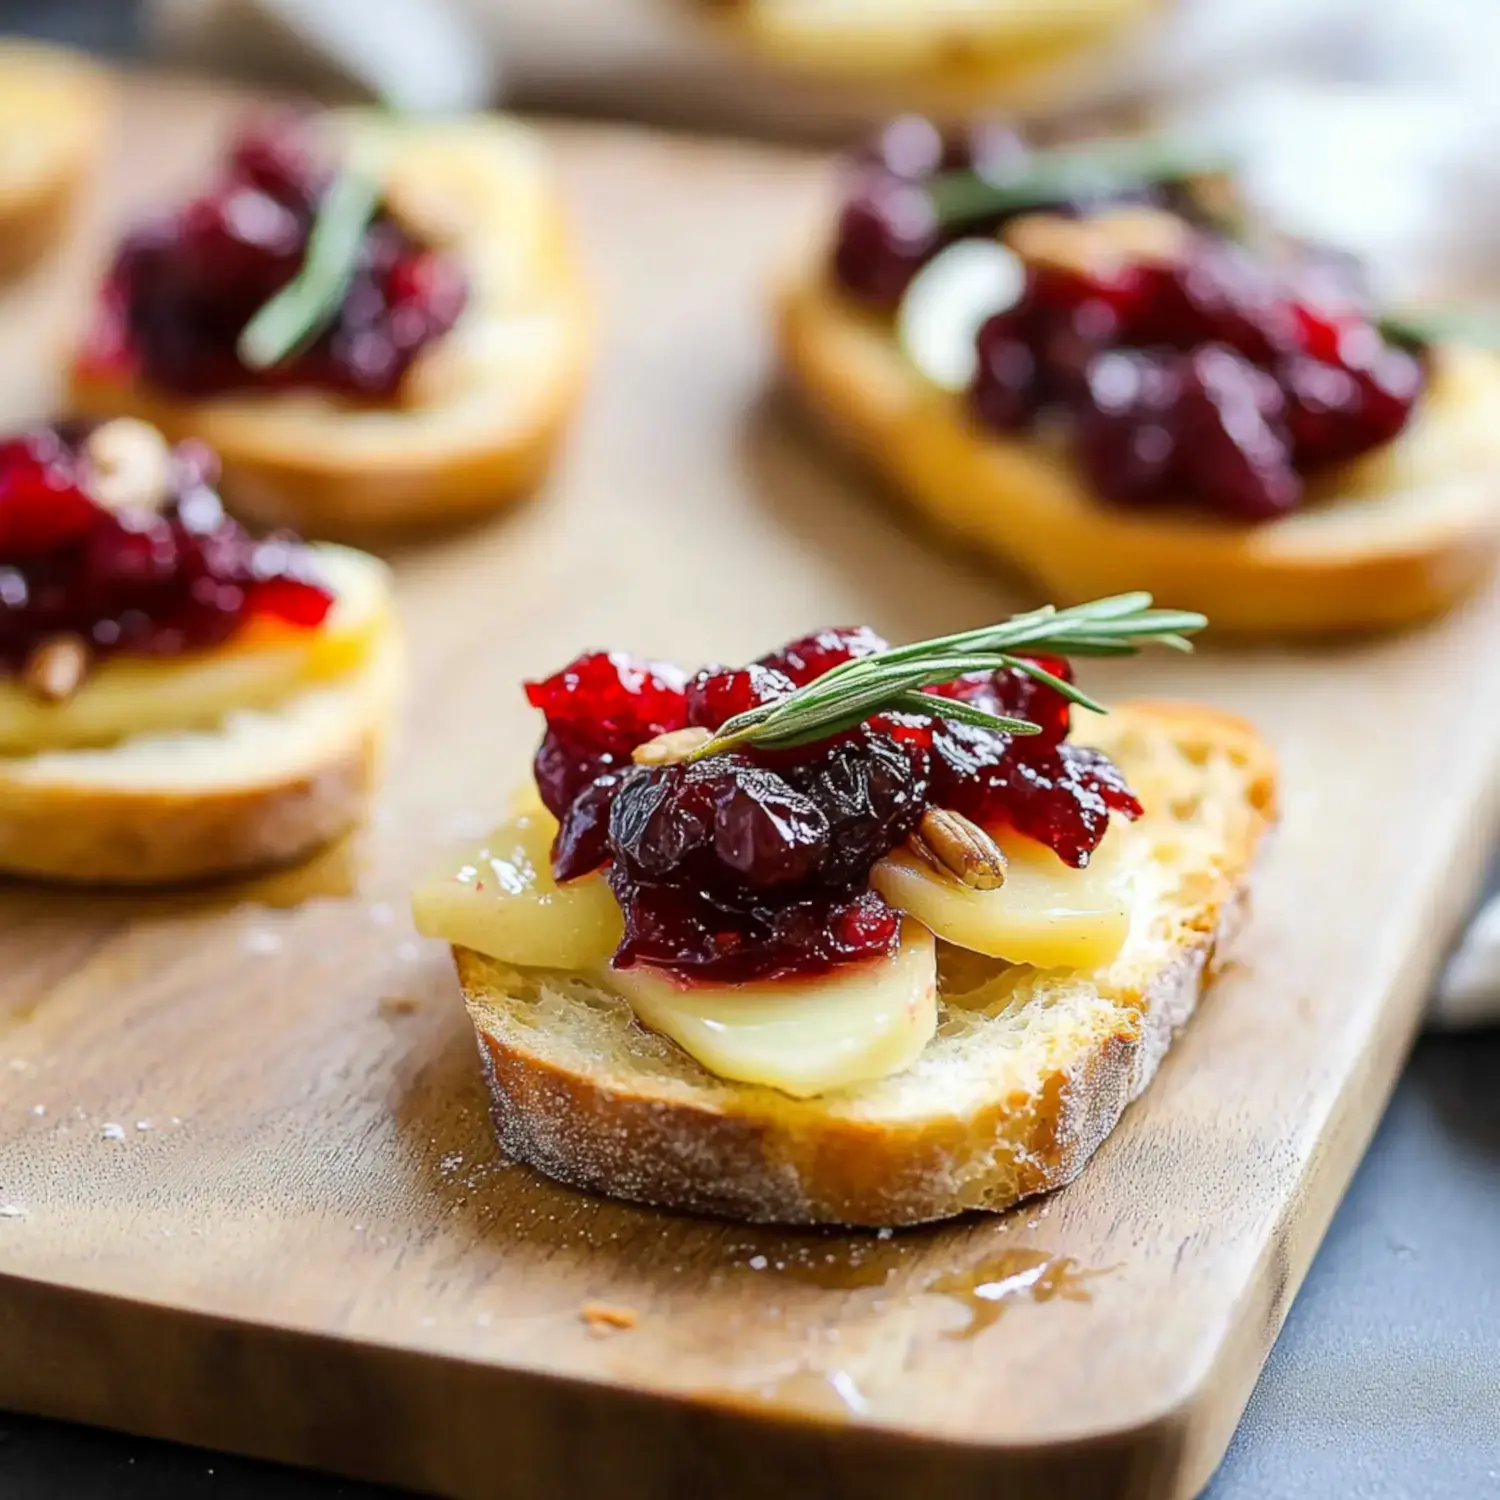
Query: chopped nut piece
1001,213,1101,277
632,726,712,767
580,1300,638,1334
909,807,1007,890
22,634,90,703
1003,206,1188,277
1088,207,1191,265
81,419,173,514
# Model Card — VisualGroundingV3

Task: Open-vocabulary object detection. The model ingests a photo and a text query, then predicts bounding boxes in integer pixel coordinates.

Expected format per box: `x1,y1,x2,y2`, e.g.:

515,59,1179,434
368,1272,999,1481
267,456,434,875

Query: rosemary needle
688,595,1208,761
237,160,382,372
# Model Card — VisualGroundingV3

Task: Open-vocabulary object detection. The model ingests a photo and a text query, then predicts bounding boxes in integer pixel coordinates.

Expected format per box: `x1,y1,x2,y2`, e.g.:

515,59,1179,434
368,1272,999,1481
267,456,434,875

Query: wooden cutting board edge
1,760,1492,1500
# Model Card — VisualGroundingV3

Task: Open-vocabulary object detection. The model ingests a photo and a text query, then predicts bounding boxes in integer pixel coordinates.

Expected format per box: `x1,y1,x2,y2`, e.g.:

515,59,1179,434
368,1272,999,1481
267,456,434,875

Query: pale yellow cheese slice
871,824,1129,970
601,921,937,1099
411,810,623,972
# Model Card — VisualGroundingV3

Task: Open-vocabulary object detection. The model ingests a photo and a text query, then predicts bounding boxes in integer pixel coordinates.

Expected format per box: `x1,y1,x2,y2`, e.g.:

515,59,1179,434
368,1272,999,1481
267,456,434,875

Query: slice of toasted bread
778,269,1500,634
68,114,590,539
0,42,109,279
717,0,1159,104
0,634,399,886
456,701,1276,1226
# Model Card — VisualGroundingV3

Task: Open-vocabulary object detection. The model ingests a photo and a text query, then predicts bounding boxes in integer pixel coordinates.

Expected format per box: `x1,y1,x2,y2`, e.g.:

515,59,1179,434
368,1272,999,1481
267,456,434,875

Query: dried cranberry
1173,346,1301,520
533,726,616,822
1140,241,1295,364
831,180,940,308
525,651,688,747
783,728,929,887
0,427,331,669
970,309,1039,432
102,115,468,401
685,663,795,731
552,768,631,883
1338,326,1425,450
610,880,901,984
1279,354,1365,467
226,114,325,208
525,651,687,821
1076,350,1181,505
0,436,98,557
757,625,889,687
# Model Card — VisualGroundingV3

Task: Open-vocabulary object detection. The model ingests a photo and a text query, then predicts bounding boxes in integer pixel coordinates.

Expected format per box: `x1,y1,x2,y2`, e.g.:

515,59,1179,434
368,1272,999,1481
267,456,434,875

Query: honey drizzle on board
928,1249,1107,1339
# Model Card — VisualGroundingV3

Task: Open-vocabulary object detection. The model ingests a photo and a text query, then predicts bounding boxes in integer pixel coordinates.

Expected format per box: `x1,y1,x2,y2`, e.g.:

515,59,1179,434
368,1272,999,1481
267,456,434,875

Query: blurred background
11,0,1500,307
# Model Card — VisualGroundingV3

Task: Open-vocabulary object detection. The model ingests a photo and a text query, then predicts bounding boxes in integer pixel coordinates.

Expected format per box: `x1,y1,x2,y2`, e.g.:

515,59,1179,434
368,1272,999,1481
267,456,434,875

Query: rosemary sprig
237,161,381,371
1379,306,1500,353
925,132,1237,229
686,594,1207,760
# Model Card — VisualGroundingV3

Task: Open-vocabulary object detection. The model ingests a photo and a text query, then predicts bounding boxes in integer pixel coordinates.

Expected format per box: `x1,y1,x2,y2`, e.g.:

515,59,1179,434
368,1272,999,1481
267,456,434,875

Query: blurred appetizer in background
413,599,1275,1226
697,0,1166,119
0,420,397,883
779,117,1500,633
69,110,590,537
0,41,108,279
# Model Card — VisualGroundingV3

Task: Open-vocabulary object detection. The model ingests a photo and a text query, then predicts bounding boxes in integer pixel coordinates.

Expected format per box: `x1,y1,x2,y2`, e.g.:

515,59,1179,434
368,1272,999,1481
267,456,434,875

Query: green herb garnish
237,162,382,371
1378,306,1500,353
687,594,1207,760
926,132,1238,228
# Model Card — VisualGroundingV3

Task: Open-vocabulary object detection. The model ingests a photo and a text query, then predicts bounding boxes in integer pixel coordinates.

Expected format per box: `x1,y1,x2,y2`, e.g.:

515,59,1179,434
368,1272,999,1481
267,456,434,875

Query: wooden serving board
2,73,1499,1500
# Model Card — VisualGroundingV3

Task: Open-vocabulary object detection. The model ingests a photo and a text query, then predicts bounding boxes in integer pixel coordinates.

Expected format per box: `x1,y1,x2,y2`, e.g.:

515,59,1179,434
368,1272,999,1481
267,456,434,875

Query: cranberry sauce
830,115,1426,522
0,425,332,669
81,115,468,401
832,115,1189,312
526,629,1141,984
969,243,1424,520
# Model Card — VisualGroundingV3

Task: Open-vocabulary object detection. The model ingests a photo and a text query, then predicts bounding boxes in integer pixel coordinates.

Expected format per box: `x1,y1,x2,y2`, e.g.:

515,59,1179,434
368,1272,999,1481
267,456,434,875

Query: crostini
0,419,397,883
0,41,108,279
700,0,1162,119
778,120,1500,634
69,110,590,537
412,600,1276,1226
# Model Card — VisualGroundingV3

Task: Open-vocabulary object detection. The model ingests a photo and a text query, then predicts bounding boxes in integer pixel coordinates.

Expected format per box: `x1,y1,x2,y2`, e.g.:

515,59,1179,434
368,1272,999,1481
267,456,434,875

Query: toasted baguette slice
457,702,1276,1227
779,270,1500,634
0,636,399,886
714,0,1160,113
0,42,109,279
68,114,590,539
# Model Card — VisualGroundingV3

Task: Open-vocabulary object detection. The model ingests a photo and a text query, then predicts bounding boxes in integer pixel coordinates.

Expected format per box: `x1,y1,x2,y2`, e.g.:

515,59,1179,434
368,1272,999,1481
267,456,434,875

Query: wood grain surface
2,74,1499,1500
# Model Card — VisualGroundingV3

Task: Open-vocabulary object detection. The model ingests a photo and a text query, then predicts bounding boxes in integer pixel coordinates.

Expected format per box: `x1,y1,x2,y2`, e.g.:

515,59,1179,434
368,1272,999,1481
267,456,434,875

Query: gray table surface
2,2,1499,1495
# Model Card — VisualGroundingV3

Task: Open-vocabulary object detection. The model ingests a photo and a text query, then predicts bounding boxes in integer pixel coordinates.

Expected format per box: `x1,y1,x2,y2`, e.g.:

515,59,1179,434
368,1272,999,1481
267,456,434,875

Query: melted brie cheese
870,825,1130,970
601,922,937,1099
410,810,623,971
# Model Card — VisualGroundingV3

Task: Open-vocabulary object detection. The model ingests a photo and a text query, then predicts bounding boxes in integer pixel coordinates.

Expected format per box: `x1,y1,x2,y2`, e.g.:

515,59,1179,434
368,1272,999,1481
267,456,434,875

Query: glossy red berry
831,180,940,308
685,663,796,731
1173,346,1302,520
757,625,889,687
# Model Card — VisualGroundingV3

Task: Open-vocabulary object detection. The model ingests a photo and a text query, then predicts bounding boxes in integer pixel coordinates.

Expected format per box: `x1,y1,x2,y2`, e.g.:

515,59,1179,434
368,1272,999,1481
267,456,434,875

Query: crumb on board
379,995,422,1017
580,1300,638,1335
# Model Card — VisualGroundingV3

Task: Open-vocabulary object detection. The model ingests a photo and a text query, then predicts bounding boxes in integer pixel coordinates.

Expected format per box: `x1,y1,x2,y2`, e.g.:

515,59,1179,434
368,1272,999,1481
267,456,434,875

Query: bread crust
0,640,398,886
67,116,590,539
777,269,1500,635
0,43,109,279
459,702,1277,1226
